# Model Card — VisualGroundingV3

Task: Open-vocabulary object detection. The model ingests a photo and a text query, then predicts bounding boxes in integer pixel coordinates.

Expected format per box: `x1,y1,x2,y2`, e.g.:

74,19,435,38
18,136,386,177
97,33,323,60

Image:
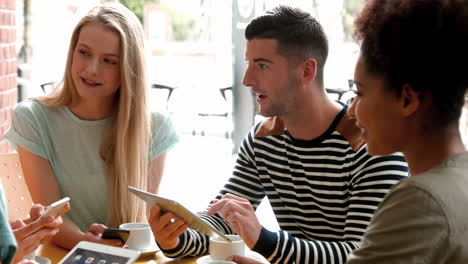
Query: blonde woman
5,3,178,249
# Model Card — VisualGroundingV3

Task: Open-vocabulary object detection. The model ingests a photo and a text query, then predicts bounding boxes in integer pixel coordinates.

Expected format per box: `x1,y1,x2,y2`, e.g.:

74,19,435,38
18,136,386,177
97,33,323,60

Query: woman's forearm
51,217,85,249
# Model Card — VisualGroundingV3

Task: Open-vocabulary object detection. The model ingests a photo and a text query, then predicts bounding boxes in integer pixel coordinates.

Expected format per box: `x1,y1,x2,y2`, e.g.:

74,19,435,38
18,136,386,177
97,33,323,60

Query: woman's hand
82,224,123,247
11,217,56,263
11,203,70,263
29,203,69,229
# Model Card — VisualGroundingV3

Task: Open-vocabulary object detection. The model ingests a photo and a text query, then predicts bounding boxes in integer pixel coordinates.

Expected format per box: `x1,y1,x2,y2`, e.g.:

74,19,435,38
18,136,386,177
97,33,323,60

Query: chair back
0,153,34,220
40,81,55,94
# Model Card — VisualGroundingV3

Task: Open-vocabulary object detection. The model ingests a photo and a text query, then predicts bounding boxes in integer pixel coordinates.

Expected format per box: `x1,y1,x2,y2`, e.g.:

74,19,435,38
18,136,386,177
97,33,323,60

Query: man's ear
301,58,317,83
401,83,421,117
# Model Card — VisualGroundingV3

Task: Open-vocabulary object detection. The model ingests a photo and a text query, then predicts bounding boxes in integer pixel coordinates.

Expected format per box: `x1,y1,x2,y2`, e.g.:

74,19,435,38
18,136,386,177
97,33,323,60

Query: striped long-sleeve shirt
162,105,408,263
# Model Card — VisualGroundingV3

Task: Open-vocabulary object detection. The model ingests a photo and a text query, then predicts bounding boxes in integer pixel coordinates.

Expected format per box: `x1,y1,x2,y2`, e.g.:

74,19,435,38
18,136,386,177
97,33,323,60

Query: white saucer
197,256,234,264
35,256,51,264
138,243,160,257
196,251,268,264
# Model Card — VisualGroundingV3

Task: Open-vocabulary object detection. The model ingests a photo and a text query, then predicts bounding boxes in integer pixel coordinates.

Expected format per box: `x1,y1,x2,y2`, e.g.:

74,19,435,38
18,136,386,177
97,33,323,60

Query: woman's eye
352,88,362,97
78,50,89,56
103,58,117,65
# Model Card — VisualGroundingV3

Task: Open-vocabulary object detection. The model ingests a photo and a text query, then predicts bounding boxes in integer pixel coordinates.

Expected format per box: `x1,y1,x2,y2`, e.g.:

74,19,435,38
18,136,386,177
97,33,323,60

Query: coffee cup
24,252,35,261
119,223,154,251
209,235,245,261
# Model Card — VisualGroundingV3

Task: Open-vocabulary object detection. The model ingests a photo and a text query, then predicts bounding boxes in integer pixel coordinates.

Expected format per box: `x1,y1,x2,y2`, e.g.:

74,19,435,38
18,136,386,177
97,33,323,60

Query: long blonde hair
38,3,150,227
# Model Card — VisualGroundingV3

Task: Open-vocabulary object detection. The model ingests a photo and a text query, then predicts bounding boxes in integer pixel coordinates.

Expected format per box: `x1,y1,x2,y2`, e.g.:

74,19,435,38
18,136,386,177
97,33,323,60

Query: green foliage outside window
115,0,160,23
103,0,195,42
162,1,197,42
342,0,366,41
171,15,196,41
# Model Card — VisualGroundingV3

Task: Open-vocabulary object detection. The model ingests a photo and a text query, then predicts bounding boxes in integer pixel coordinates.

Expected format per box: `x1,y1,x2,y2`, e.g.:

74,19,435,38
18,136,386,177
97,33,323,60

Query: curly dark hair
354,0,468,126
245,5,329,87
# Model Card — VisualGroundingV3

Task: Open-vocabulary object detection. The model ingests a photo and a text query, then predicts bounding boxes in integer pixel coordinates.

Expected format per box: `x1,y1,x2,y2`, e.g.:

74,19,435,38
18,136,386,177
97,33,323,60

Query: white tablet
58,241,140,264
128,186,230,242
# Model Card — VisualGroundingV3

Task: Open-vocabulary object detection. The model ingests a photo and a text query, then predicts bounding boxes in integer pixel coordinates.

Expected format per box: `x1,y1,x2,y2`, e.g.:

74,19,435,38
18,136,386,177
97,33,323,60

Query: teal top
5,99,179,231
0,184,17,264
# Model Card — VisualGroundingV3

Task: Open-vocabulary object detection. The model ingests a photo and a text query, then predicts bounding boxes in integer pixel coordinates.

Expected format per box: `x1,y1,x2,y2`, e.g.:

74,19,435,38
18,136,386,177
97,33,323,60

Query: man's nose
242,66,254,88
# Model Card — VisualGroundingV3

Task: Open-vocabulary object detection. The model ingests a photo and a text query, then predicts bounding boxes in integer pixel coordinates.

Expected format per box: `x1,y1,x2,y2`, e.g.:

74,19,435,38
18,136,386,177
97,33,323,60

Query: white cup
119,223,154,251
24,252,35,261
209,235,245,261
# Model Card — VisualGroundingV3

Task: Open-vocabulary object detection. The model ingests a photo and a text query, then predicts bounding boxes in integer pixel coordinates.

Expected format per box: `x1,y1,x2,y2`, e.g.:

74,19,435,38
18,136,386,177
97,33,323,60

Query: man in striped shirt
149,5,408,264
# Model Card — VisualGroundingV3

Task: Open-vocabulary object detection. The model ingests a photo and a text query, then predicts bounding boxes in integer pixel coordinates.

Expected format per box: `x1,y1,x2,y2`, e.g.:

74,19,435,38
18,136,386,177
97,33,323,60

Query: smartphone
102,228,130,243
40,197,70,219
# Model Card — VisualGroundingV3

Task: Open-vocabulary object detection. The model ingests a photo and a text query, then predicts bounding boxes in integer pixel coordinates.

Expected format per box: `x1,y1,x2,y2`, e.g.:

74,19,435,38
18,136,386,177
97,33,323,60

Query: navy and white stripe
162,111,408,264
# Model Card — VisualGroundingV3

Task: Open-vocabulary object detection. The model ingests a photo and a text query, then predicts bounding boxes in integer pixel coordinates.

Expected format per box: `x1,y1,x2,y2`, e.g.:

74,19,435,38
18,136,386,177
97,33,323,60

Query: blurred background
1,0,467,231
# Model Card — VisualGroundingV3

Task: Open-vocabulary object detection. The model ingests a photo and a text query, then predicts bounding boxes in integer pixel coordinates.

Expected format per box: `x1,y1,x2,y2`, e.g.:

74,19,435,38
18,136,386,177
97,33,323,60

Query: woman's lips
81,77,101,87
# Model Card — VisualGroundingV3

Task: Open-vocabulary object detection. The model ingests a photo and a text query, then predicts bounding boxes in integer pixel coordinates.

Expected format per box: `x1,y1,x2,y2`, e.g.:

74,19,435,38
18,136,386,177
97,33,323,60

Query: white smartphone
39,197,70,219
58,241,140,264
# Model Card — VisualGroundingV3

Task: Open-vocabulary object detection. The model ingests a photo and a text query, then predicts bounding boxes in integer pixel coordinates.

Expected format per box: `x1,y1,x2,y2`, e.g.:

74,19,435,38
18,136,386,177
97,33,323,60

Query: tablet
128,186,230,242
58,241,140,264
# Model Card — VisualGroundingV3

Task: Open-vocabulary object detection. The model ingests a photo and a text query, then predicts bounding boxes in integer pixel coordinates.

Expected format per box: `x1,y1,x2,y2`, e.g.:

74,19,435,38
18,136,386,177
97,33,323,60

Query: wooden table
37,243,199,264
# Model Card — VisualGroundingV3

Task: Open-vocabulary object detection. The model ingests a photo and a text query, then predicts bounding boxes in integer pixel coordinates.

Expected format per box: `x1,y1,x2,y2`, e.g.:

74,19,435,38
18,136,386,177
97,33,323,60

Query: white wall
26,0,99,98
461,100,468,146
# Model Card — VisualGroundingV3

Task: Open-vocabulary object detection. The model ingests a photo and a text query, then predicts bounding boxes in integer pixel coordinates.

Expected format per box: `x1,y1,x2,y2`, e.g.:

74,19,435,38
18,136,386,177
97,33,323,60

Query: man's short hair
245,5,329,87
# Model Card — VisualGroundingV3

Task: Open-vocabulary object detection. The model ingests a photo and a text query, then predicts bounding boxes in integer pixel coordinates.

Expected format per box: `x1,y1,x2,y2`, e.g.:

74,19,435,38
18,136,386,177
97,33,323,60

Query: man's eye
259,64,268,70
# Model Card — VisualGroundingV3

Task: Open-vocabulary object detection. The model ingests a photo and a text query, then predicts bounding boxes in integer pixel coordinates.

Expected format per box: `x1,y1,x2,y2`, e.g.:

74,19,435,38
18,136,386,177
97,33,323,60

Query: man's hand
207,194,262,249
229,255,265,264
148,205,188,250
82,224,123,247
